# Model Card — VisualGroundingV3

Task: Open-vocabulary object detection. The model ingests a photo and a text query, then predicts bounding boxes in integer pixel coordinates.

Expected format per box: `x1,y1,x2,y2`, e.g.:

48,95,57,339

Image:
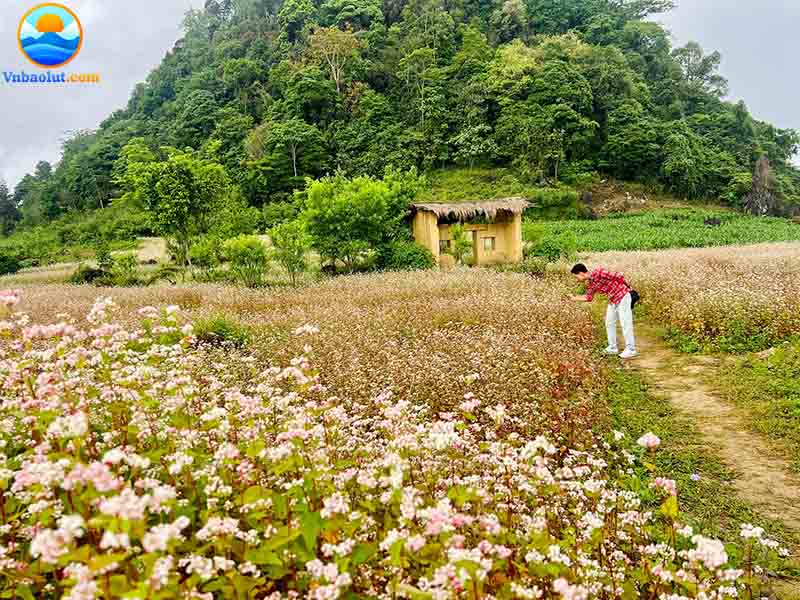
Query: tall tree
134,150,229,265
672,41,728,97
306,26,364,94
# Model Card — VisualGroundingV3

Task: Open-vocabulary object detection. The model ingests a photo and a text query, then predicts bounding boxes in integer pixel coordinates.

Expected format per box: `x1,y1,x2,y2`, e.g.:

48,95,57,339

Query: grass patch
541,209,800,252
607,368,800,565
193,315,252,347
713,341,800,473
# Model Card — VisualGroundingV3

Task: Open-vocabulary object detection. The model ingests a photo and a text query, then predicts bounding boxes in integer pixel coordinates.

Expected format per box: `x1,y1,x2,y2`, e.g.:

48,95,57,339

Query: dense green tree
672,41,728,97
301,169,422,269
249,118,326,177
134,150,229,265
171,90,220,148
7,0,800,227
0,181,20,235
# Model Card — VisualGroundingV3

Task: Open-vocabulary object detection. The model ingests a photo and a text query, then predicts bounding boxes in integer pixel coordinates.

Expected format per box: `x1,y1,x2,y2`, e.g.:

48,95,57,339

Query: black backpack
630,289,640,309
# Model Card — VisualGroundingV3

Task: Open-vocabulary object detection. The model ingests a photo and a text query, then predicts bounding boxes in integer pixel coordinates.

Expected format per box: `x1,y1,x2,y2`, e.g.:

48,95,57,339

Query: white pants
606,293,636,351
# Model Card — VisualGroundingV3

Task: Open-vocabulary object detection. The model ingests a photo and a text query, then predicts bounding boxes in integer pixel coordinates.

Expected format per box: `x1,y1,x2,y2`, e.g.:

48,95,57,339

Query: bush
68,265,107,285
493,256,549,278
271,220,310,286
189,237,222,271
524,224,577,262
446,224,473,265
526,188,580,219
193,315,252,347
528,234,577,262
0,252,21,276
109,253,140,287
302,169,424,271
95,241,113,271
223,235,270,288
379,240,436,271
262,201,299,229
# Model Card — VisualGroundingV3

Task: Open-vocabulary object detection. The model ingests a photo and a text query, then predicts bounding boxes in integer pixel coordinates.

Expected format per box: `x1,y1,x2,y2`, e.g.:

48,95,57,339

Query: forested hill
4,0,800,233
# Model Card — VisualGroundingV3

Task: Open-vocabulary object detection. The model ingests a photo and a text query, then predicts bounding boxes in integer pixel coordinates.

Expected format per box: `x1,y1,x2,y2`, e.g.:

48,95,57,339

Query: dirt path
628,332,800,597
628,332,800,531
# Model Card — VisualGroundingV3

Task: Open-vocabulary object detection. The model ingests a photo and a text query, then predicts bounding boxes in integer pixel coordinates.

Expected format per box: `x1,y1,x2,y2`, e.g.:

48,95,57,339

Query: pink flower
0,290,20,308
651,477,677,496
688,535,728,570
637,432,661,450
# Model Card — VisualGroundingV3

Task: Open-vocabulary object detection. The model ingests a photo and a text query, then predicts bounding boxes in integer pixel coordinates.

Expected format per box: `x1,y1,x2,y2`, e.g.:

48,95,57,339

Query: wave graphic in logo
18,4,83,69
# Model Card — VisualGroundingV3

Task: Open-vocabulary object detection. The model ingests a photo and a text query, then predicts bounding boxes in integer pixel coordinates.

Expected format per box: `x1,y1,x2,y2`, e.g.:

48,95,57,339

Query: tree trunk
291,145,298,177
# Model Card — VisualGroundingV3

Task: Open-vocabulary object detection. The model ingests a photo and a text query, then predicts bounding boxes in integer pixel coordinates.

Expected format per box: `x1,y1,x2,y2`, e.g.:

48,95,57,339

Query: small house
410,198,530,267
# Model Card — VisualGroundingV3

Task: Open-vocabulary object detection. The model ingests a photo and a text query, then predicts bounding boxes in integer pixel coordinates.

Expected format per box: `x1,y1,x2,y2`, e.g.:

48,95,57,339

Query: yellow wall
413,211,524,267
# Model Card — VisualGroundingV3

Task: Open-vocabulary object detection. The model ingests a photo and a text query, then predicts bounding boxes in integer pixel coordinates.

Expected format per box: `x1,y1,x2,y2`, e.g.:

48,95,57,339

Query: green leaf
90,552,128,572
299,510,323,551
15,586,34,600
247,441,265,459
245,546,283,566
243,485,267,505
351,542,377,566
389,539,404,567
261,528,301,551
396,584,434,600
110,575,131,595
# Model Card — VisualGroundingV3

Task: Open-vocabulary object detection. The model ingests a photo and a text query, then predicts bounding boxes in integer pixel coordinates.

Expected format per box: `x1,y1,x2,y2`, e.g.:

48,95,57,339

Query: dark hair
571,263,588,275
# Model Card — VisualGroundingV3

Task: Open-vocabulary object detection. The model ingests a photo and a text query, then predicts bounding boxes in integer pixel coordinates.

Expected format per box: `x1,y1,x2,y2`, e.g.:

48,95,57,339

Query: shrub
189,237,222,275
528,234,577,262
109,253,140,287
524,225,577,262
194,314,252,347
302,169,424,271
146,263,185,285
379,240,436,271
446,224,473,265
494,256,549,277
262,201,299,229
68,265,107,285
223,235,270,288
271,220,310,286
0,252,21,276
95,240,113,271
527,188,580,219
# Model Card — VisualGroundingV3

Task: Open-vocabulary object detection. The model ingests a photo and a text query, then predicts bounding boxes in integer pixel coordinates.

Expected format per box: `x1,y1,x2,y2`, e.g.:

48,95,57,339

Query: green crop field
533,210,800,252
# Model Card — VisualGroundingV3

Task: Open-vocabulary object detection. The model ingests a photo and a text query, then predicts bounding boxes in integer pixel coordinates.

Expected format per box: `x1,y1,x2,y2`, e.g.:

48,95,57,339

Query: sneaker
619,349,639,360
603,347,620,356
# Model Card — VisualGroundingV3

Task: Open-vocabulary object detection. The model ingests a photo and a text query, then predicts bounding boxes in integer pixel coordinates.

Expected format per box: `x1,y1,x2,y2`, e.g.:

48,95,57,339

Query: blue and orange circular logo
17,3,83,69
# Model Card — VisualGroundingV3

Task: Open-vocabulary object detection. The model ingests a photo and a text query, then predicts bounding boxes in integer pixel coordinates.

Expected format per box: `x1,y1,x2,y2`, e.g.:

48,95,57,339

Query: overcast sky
0,0,798,189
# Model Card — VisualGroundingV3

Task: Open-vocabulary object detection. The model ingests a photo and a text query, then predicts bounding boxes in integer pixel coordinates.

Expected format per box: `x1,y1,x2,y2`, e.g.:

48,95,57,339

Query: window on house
439,240,451,253
483,237,496,252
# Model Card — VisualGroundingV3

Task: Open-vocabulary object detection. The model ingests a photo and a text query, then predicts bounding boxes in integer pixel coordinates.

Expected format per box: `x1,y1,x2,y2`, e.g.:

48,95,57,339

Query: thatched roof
411,197,531,220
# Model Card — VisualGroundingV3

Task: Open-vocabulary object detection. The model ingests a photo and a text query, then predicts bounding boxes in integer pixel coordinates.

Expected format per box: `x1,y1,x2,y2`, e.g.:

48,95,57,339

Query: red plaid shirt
586,268,631,305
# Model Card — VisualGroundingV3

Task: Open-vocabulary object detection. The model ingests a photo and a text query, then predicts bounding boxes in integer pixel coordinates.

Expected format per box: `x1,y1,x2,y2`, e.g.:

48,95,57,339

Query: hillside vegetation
2,0,800,248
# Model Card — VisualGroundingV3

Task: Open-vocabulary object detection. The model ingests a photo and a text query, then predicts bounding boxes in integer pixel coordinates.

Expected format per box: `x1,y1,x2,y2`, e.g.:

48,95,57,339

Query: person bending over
571,263,638,360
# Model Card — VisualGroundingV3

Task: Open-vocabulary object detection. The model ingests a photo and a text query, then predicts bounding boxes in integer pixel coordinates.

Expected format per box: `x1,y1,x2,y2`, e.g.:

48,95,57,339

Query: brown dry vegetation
10,270,608,445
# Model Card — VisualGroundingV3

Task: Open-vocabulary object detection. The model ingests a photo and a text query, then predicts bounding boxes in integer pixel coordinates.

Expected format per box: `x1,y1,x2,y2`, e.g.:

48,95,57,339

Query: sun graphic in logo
17,3,83,69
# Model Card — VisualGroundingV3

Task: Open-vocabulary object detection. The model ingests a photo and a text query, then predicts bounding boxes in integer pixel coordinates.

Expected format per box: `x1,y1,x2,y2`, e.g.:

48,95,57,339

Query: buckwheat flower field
586,242,800,351
0,273,785,598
